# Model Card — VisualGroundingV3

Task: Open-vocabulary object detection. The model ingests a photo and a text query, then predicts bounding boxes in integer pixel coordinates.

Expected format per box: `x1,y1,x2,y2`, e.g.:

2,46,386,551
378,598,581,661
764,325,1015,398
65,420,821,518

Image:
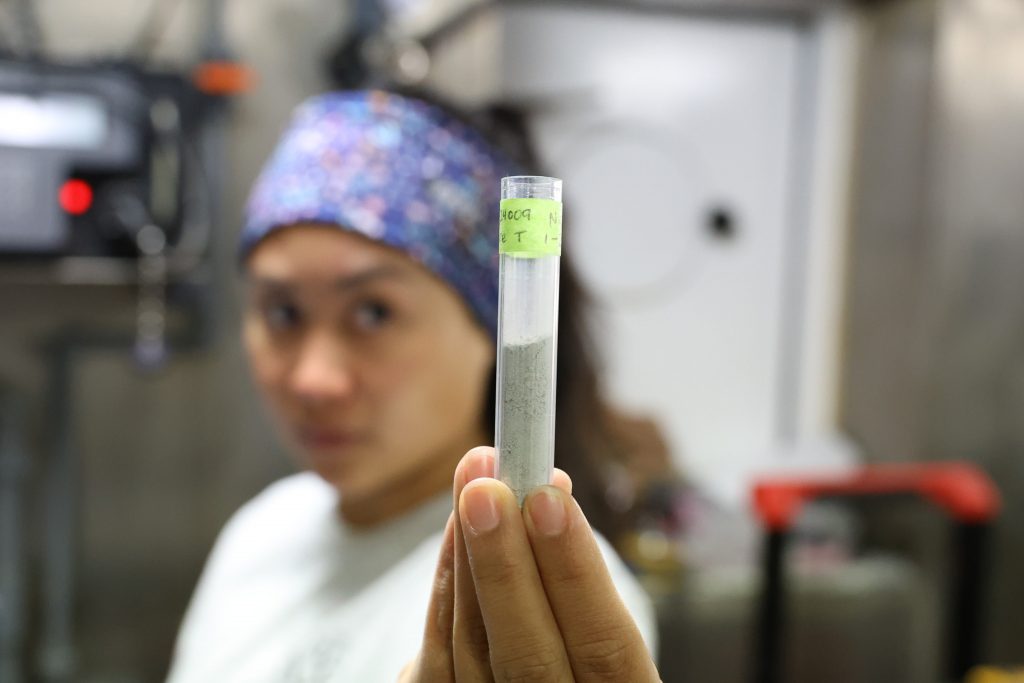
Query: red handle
752,461,1000,531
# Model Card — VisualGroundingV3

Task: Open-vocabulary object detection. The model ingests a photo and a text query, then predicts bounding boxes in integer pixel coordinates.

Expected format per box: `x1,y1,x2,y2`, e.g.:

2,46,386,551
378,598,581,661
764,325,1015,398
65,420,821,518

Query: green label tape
499,198,562,257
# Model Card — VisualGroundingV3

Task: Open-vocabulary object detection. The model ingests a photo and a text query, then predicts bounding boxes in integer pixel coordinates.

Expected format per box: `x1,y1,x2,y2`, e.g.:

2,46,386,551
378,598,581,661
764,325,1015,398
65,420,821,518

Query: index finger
523,486,660,682
449,449,573,681
459,478,573,681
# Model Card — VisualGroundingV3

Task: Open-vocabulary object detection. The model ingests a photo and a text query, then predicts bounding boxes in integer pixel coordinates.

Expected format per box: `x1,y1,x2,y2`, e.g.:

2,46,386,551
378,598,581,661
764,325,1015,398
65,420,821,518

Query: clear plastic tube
495,175,563,504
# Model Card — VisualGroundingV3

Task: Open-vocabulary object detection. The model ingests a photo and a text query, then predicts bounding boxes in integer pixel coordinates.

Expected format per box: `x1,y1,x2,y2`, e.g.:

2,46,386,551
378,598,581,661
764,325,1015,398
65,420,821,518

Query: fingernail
463,483,500,534
465,453,490,484
455,453,489,497
527,487,567,537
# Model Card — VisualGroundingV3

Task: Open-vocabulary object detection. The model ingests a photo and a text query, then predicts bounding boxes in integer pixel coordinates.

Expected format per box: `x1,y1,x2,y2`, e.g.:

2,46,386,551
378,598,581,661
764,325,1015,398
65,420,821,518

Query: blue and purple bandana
241,90,523,335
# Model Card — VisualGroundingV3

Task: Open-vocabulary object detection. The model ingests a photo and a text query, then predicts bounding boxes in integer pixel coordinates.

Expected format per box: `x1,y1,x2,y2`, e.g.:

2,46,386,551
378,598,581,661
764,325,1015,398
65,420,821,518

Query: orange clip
193,61,255,96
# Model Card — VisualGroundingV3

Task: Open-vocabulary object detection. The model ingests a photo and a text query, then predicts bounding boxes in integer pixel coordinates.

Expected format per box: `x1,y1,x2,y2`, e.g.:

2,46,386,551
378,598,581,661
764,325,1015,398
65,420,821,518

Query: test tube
495,175,563,504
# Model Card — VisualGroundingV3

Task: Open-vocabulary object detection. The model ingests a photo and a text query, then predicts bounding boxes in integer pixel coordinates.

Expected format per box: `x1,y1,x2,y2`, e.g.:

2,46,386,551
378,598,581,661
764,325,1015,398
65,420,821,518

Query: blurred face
243,224,494,525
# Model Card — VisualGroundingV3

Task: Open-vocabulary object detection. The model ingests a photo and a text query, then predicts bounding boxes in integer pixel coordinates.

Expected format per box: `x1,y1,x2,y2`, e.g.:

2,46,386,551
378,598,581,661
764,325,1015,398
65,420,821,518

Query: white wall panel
498,8,803,498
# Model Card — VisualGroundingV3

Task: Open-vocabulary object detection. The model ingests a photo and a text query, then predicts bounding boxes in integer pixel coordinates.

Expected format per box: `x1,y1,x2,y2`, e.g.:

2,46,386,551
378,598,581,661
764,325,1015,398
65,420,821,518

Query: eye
352,299,393,331
262,301,303,332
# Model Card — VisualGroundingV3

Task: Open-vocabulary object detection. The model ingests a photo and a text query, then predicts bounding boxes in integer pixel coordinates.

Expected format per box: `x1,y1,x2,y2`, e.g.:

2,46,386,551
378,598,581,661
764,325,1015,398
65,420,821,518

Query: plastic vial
495,175,563,504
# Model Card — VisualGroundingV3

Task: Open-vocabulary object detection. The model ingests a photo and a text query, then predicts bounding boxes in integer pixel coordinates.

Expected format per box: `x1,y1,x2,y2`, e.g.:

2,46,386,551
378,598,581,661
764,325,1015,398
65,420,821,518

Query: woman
167,90,663,682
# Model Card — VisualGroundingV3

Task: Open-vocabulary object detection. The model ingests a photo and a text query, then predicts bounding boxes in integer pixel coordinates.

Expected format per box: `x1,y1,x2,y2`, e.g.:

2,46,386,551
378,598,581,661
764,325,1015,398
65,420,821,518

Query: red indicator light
59,179,93,215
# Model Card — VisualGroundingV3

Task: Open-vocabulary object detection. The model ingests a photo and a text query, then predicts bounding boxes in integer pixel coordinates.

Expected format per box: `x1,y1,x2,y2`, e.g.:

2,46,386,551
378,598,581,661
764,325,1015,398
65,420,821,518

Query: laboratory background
1,0,1022,681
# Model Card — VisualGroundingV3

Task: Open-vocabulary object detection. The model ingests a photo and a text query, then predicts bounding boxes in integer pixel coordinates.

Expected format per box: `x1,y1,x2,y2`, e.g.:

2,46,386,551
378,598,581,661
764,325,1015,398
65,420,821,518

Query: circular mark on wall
706,205,739,240
557,122,707,305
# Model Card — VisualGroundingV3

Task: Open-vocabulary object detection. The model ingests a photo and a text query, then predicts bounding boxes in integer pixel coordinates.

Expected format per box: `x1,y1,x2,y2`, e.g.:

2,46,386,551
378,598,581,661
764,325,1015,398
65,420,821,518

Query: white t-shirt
166,472,657,682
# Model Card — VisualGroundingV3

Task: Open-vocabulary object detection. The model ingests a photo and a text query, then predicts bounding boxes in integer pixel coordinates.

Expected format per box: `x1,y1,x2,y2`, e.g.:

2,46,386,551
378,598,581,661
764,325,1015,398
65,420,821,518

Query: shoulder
204,472,338,584
167,473,340,681
191,468,338,584
228,470,336,531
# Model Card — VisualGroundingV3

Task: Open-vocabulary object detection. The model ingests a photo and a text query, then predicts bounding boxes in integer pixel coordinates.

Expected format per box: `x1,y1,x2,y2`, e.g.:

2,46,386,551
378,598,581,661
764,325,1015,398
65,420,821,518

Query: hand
400,447,661,682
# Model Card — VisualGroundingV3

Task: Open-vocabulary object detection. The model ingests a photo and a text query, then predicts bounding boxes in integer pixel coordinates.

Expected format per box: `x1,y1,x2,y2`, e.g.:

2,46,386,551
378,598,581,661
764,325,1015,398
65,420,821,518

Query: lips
296,426,364,451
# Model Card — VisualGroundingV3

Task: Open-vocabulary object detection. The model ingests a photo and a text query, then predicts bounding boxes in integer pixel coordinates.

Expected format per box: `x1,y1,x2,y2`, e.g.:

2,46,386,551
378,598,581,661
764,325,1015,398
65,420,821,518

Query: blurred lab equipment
0,57,215,369
0,1,245,680
751,462,1001,683
0,60,198,258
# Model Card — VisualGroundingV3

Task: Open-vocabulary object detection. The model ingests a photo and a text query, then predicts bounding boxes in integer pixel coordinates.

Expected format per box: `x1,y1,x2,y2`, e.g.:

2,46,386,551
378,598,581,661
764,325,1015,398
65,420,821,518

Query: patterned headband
240,90,524,335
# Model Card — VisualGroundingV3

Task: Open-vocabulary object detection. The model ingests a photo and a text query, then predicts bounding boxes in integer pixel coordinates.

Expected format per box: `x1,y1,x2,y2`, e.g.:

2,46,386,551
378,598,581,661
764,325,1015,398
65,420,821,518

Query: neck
338,436,484,528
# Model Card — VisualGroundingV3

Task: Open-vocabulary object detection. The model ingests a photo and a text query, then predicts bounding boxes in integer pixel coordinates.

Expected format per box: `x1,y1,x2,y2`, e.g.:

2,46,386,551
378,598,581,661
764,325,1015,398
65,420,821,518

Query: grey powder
496,336,556,503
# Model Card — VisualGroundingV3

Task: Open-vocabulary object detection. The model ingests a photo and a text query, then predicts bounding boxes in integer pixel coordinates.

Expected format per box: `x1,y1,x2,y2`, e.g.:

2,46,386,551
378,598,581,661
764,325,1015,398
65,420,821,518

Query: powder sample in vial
497,336,555,503
495,175,562,504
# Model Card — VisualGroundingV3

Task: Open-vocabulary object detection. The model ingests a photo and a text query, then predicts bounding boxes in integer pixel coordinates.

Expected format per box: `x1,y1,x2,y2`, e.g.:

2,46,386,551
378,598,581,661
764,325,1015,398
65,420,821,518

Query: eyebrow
246,265,410,292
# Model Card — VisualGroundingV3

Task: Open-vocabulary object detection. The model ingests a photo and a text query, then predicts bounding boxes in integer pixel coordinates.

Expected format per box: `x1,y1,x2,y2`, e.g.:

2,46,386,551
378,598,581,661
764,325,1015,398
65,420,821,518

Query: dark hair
398,88,631,541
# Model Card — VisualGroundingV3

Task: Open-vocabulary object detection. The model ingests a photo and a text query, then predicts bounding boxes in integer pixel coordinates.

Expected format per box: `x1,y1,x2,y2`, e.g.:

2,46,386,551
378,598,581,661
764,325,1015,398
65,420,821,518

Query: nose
289,329,357,404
